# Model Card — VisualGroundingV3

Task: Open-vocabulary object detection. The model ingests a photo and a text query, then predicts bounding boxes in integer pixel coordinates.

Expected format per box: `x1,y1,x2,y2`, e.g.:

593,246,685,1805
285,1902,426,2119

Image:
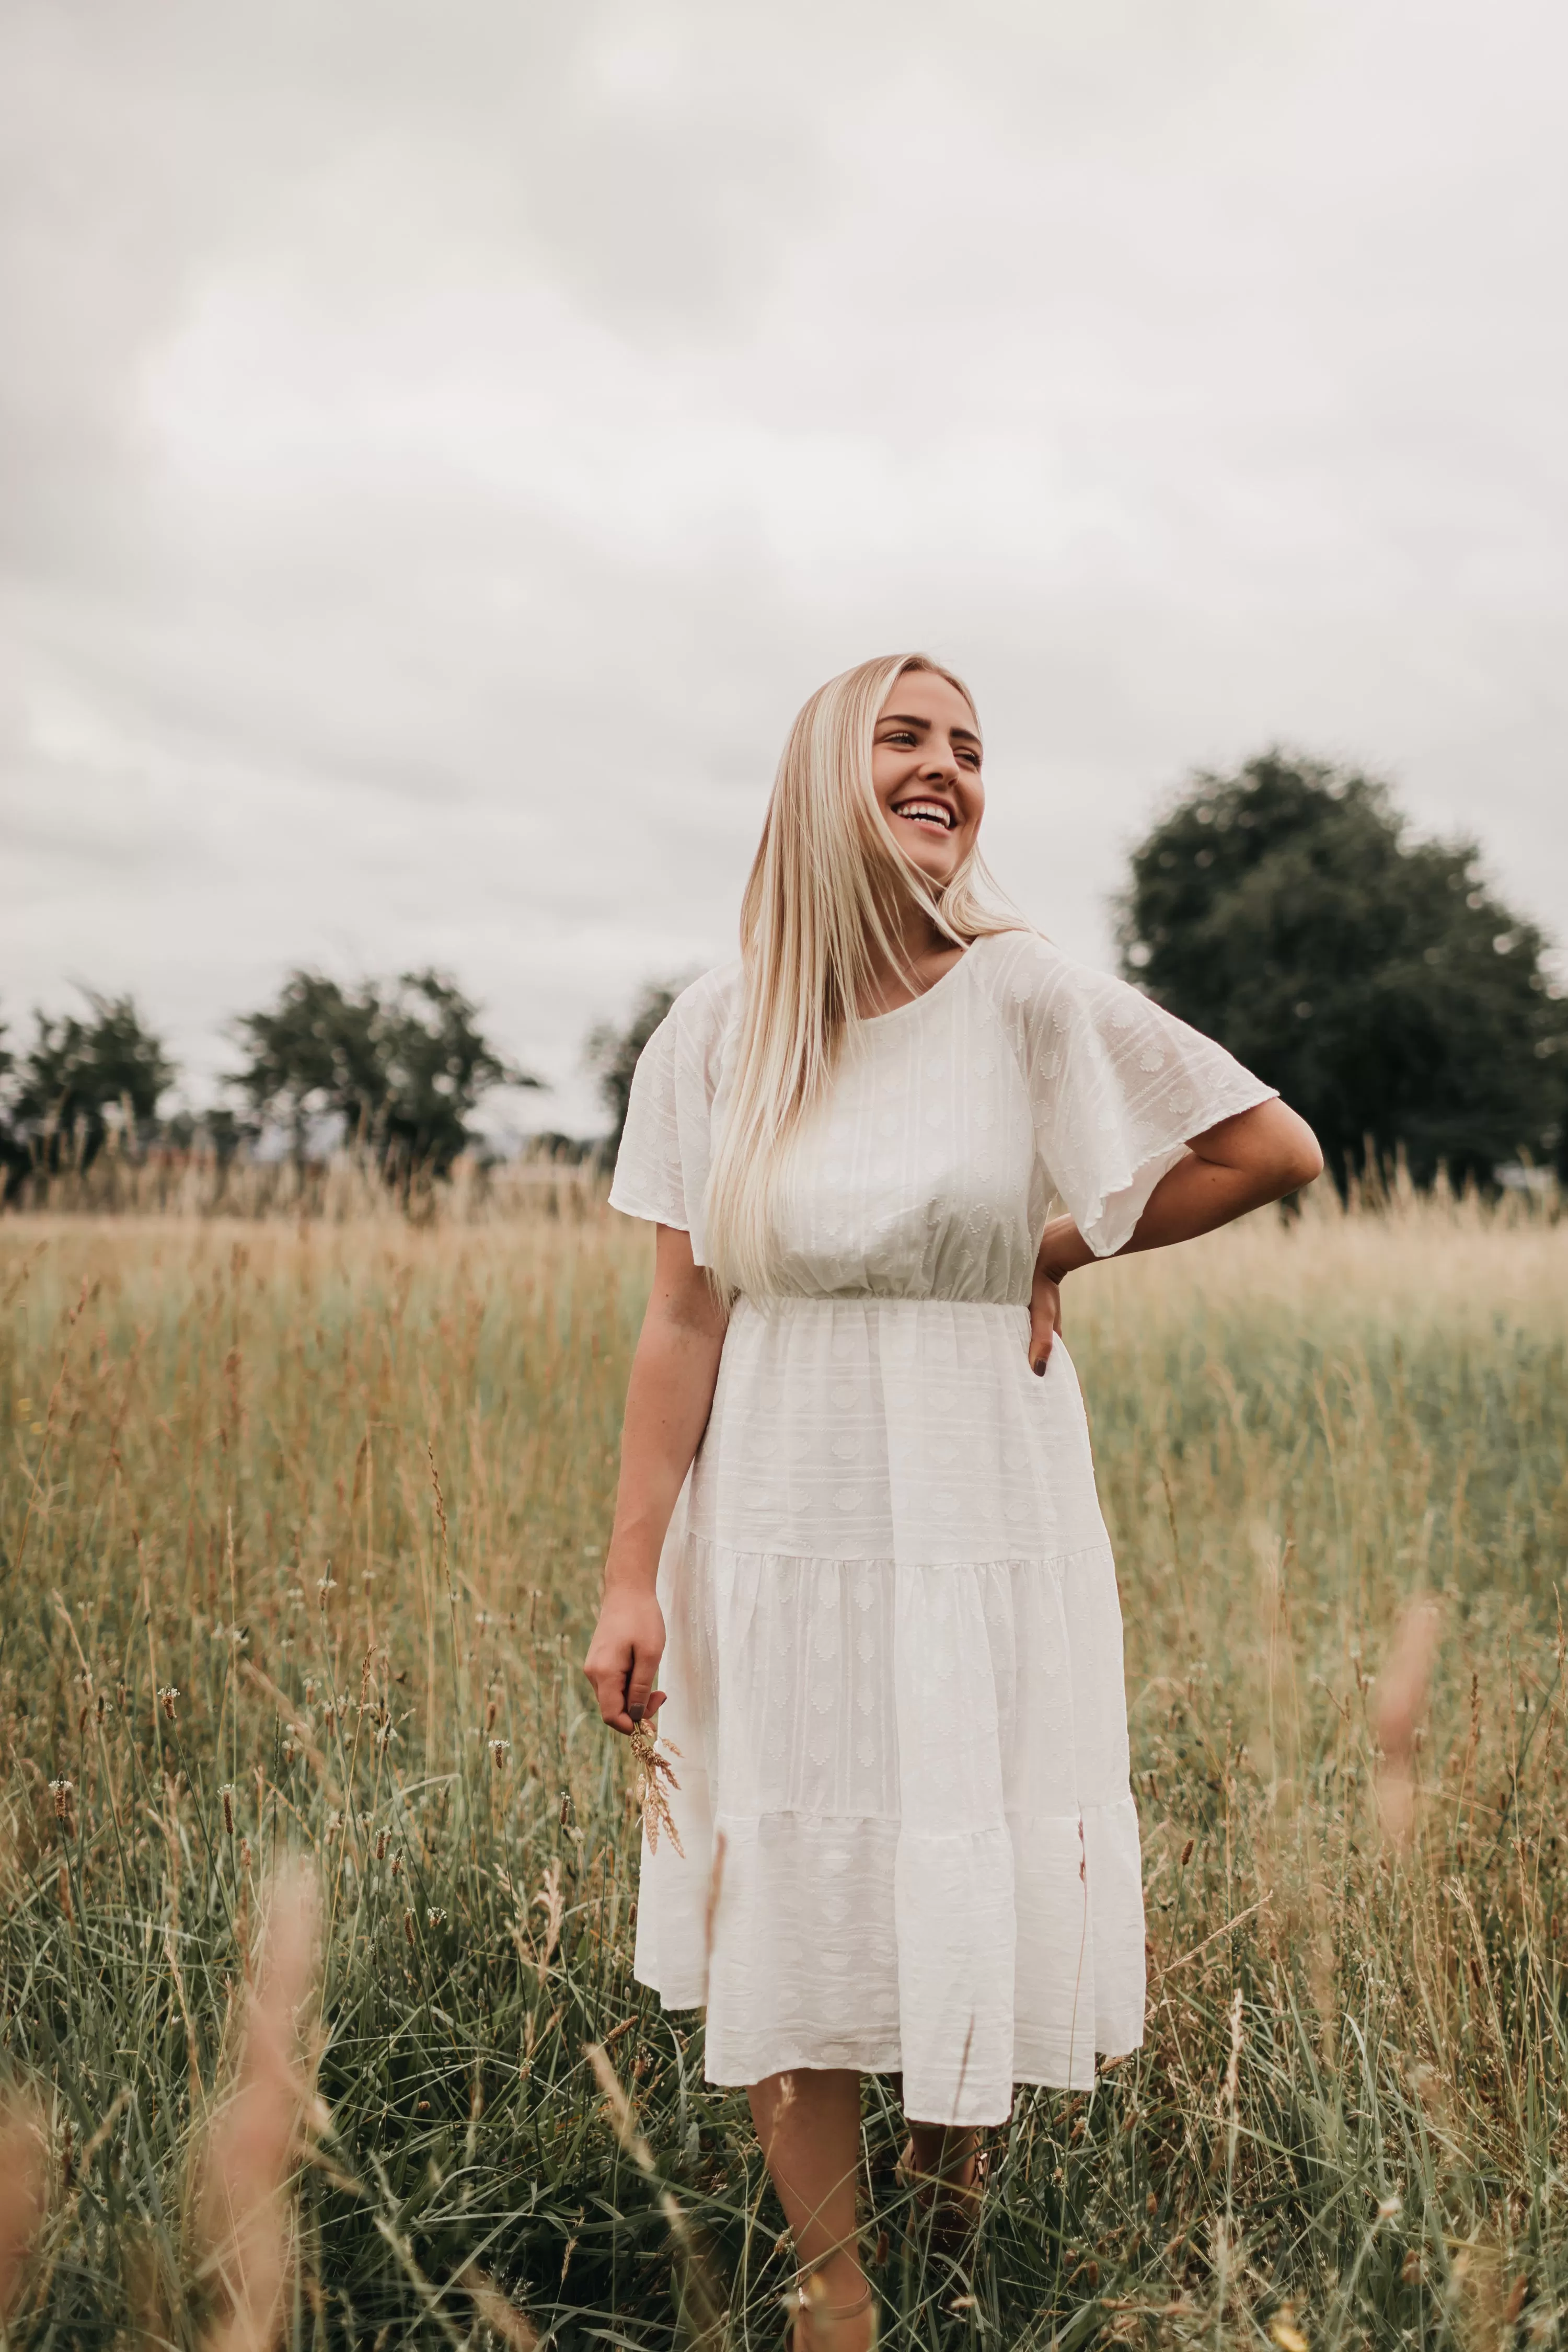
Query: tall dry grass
1,1185,1565,2347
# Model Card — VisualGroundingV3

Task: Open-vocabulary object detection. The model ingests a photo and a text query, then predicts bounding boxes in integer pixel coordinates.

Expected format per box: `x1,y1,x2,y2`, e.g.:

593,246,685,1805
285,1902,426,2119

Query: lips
891,798,958,833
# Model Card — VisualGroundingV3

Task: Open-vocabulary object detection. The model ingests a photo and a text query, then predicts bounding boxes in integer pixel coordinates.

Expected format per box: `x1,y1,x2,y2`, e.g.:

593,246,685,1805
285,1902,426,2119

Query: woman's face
871,669,984,887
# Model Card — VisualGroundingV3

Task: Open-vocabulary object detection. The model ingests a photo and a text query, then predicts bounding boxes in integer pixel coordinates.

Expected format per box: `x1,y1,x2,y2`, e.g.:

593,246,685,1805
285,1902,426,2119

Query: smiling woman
583,652,1321,2349
873,672,984,863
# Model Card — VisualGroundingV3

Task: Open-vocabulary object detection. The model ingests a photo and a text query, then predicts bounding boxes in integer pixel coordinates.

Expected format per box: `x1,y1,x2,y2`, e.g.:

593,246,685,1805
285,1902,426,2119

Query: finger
626,1647,663,1722
587,1658,636,1727
590,1676,627,1730
1028,1312,1053,1377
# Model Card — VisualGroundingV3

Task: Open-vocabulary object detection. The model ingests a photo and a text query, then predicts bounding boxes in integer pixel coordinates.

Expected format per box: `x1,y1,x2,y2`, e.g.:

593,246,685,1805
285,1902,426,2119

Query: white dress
609,930,1274,2126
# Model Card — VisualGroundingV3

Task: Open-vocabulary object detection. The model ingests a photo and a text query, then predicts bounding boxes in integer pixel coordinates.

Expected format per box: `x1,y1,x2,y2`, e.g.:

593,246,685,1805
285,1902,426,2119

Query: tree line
3,754,1564,1201
0,971,539,1196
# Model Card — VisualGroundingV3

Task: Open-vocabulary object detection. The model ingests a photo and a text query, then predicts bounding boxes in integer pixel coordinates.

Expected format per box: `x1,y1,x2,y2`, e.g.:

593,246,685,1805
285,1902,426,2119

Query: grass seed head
197,1863,320,2352
628,1720,684,1856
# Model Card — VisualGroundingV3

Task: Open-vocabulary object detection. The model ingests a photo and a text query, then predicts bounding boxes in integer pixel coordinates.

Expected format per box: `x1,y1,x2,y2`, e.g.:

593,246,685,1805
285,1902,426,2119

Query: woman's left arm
1027,1099,1323,1374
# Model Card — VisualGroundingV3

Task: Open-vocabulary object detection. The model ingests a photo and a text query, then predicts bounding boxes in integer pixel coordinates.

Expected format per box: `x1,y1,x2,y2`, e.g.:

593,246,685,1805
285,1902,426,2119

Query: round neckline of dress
857,944,974,1025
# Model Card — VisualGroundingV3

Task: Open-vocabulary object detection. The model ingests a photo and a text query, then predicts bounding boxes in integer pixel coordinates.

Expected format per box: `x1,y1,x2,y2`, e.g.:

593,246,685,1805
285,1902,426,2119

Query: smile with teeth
891,799,958,832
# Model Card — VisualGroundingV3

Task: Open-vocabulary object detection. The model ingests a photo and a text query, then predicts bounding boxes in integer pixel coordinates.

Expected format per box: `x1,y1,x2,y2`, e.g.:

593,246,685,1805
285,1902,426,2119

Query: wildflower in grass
490,1738,512,1771
49,1777,75,1828
426,1906,445,1928
317,1576,337,1602
220,1784,236,1835
157,1686,179,1721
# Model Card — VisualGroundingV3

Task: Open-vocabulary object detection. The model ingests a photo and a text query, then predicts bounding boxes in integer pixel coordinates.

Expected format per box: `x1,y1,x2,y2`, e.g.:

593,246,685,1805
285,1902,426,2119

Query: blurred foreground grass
2,1193,1566,2348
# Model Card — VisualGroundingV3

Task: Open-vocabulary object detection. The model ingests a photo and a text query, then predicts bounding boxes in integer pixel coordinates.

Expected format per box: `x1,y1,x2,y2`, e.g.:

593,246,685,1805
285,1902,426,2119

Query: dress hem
629,1966,1144,2113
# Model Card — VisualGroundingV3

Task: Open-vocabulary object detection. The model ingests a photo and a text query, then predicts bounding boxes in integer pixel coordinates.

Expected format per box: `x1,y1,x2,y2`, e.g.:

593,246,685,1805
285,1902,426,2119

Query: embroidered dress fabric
609,931,1275,2125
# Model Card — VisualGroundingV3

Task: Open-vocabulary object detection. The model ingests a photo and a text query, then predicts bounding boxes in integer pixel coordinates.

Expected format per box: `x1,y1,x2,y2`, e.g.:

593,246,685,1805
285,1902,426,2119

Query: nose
920,737,961,783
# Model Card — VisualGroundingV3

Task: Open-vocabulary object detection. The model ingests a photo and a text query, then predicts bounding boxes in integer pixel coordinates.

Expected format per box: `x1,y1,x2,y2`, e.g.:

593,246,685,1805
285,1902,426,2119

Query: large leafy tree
2,991,176,1175
1116,752,1567,1189
232,969,533,1180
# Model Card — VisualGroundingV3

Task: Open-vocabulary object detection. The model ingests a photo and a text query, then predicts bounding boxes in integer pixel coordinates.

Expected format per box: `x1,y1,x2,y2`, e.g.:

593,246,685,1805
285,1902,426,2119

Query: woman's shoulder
965,926,1075,1003
647,963,743,1084
665,960,743,1036
967,929,1161,1041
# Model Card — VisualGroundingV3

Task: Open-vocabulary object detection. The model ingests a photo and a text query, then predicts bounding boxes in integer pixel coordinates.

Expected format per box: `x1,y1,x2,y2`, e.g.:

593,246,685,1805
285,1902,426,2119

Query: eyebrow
878,711,984,747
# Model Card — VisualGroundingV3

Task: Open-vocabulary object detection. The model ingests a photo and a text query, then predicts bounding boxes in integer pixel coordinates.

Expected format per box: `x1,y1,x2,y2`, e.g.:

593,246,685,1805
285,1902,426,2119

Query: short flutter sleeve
977,932,1278,1259
607,965,740,1263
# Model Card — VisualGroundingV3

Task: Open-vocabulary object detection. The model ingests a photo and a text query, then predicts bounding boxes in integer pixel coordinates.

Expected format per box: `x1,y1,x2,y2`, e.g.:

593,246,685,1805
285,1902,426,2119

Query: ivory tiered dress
610,930,1274,2126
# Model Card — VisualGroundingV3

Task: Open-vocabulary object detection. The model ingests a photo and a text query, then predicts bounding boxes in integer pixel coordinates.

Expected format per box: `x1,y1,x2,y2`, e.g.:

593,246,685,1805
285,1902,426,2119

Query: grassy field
2,1191,1566,2348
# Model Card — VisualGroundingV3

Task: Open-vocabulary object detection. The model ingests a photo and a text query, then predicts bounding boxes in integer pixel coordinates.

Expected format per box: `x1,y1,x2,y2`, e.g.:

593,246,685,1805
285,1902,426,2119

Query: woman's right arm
583,1221,728,1736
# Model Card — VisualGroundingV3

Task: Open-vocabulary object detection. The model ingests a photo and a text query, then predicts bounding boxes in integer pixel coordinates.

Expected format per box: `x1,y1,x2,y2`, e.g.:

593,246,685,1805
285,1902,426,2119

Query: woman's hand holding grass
584,1220,727,1737
584,1576,667,1733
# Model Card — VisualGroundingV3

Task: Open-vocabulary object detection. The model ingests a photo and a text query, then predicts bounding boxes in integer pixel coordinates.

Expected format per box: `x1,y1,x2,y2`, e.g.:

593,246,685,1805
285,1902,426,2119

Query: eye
880,729,917,747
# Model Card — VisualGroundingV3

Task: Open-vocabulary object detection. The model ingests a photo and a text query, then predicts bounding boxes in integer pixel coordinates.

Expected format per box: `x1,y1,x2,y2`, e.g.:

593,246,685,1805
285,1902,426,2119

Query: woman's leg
748,2070,872,2345
905,2119,978,2191
902,2116,981,2246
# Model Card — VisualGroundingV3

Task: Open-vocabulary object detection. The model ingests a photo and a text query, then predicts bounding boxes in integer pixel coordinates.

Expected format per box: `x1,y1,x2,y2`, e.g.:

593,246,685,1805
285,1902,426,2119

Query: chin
915,852,959,886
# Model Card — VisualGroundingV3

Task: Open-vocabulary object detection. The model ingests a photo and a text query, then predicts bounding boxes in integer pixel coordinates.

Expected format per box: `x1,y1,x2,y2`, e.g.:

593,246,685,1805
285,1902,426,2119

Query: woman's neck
855,906,966,1019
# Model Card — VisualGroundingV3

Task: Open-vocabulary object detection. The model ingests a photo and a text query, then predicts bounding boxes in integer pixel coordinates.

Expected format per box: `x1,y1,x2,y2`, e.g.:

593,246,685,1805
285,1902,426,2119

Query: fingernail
629,1704,644,1725
1032,1358,1046,1377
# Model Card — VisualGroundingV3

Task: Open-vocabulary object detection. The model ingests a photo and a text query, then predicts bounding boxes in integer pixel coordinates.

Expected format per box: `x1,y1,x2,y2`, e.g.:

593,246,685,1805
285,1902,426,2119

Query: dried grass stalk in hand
628,1721,684,1856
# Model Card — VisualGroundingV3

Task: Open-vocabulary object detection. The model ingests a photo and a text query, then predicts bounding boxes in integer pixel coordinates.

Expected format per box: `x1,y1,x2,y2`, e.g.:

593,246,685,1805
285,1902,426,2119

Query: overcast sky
4,0,1565,1137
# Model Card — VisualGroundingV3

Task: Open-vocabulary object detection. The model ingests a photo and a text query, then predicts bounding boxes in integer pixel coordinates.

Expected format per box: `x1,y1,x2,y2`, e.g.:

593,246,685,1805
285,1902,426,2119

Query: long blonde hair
704,652,1022,1297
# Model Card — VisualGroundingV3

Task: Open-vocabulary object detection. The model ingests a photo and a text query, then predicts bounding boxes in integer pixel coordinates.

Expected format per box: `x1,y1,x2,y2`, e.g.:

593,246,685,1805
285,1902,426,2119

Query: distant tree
586,976,693,1159
160,1104,246,1164
1116,751,1568,1190
232,969,535,1181
2,991,176,1177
